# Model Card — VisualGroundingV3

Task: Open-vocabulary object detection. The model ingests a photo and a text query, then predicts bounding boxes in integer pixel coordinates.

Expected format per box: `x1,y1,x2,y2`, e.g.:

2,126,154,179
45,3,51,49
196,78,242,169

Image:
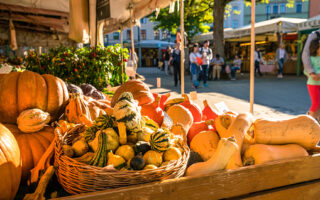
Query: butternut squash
214,111,237,138
222,113,253,169
185,137,238,177
243,144,308,166
253,115,320,150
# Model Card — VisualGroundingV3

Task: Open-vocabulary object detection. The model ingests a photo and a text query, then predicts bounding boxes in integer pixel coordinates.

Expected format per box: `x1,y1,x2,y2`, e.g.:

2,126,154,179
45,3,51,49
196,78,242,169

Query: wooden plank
237,179,320,200
0,3,69,18
55,154,320,200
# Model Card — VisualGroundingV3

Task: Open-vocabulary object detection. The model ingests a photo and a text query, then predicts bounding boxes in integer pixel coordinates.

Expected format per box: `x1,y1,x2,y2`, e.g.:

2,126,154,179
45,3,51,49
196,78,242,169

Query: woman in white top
276,43,289,78
189,43,201,89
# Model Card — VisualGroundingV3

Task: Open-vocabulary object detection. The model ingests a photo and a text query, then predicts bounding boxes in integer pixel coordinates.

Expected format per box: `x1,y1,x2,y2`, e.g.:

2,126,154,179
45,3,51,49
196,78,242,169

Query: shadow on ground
137,67,310,115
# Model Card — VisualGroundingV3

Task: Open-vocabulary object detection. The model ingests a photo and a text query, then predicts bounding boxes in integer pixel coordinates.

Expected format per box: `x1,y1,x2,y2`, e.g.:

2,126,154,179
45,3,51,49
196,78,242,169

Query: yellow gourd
107,152,126,169
143,150,163,167
115,145,135,161
143,164,158,170
163,147,182,161
186,137,238,177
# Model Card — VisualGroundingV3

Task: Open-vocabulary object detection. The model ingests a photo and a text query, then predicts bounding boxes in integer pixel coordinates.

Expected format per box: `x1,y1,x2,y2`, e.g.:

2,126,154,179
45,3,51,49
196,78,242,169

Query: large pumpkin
0,71,69,123
0,123,21,200
4,124,54,180
111,80,154,107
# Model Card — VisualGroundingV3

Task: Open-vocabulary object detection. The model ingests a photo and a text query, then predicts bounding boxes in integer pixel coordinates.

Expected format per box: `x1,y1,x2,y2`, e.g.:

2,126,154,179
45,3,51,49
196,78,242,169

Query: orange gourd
65,93,92,124
167,104,194,132
202,100,219,121
0,123,21,200
0,71,69,123
111,80,154,107
4,124,54,181
187,120,214,145
180,94,202,122
141,97,164,125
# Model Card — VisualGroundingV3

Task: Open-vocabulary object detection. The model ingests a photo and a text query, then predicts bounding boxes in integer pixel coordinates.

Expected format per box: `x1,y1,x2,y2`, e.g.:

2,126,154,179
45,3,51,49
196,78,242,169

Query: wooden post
249,0,255,114
180,0,184,95
120,30,123,48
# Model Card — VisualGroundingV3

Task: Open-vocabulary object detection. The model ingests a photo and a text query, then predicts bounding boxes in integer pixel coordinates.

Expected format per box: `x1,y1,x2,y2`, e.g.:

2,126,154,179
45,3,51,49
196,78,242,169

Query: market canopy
192,17,306,43
298,15,320,31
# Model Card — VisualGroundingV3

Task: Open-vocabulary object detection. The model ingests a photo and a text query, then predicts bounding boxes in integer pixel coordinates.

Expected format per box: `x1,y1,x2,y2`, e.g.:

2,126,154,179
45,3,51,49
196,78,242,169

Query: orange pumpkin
141,97,164,125
180,94,202,122
0,123,21,200
4,124,54,181
111,80,154,107
0,71,69,123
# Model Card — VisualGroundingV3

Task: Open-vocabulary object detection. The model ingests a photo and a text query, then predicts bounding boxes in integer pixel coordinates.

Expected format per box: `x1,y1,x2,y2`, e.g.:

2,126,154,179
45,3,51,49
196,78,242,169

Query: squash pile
58,90,186,171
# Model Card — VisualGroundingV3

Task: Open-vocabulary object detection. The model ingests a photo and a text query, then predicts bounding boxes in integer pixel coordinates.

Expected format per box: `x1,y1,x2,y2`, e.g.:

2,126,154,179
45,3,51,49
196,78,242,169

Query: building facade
309,0,320,18
224,0,245,29
244,0,309,26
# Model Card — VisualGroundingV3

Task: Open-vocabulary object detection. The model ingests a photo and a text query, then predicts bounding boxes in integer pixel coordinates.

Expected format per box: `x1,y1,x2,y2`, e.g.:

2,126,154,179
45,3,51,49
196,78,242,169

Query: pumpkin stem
182,94,190,102
203,100,209,107
205,119,214,126
243,157,255,166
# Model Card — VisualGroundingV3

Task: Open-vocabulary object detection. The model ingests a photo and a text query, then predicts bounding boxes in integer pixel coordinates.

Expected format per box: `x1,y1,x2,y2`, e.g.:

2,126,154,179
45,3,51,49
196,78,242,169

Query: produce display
1,70,320,199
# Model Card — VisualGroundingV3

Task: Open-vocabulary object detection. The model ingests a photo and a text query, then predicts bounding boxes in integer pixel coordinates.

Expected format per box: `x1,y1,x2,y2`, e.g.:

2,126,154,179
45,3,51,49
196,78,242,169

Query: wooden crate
55,154,320,200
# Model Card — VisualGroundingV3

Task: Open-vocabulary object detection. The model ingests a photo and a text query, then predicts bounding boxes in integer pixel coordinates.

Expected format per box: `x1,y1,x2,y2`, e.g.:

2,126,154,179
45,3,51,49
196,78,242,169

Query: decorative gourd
202,100,219,121
170,124,187,144
113,92,142,132
0,123,21,200
187,120,214,145
111,80,154,107
253,115,320,150
116,145,135,161
167,104,193,132
89,131,108,167
137,126,154,142
141,97,164,125
143,150,163,167
150,129,171,152
243,144,308,166
143,116,159,131
163,97,185,111
190,130,220,161
103,128,120,152
186,137,238,177
134,141,151,155
144,164,158,170
72,138,89,157
130,154,145,170
4,124,54,181
214,111,238,138
17,109,51,133
118,122,127,145
180,94,202,122
223,113,253,170
163,147,182,161
65,93,92,124
107,152,126,169
0,71,69,123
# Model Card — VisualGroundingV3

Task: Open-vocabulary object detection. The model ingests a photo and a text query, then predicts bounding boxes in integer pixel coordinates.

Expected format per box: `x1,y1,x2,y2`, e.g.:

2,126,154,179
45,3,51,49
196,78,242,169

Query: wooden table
55,154,320,200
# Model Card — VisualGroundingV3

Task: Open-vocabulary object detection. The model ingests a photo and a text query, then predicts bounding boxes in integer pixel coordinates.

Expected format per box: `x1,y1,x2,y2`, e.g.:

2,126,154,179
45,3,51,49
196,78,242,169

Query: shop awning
298,15,320,31
192,17,306,43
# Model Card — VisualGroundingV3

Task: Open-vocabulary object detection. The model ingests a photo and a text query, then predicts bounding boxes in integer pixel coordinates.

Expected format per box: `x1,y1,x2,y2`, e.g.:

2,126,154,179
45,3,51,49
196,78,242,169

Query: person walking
200,40,212,87
304,38,320,121
254,48,264,76
189,43,201,89
230,54,242,80
171,43,181,87
164,46,172,75
276,43,289,78
212,54,224,80
302,29,320,78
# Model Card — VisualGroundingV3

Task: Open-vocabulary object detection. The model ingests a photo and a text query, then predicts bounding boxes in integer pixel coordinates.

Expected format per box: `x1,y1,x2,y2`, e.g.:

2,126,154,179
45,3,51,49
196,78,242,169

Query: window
280,3,286,13
266,5,271,14
141,30,146,40
296,2,302,13
154,30,160,40
233,5,239,11
113,32,119,40
140,18,147,24
272,4,278,14
232,20,238,29
127,30,131,40
162,30,168,39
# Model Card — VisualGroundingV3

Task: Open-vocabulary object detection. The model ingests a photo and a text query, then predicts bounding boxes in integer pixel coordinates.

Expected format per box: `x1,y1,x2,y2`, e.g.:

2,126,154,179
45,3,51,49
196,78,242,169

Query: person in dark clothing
164,46,172,75
171,43,181,87
254,48,264,76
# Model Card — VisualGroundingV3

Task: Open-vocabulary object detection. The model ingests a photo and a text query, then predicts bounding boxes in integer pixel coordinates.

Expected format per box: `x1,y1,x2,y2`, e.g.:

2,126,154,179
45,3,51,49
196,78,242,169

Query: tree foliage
149,0,214,40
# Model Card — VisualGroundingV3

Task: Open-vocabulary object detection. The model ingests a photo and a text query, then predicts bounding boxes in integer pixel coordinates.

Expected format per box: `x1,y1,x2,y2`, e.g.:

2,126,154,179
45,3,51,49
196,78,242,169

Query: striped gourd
142,116,159,131
113,92,142,132
150,129,171,152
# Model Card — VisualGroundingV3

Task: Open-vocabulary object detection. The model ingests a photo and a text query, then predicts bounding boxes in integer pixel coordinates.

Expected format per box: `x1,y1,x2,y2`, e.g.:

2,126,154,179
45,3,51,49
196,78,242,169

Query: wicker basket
54,125,190,194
